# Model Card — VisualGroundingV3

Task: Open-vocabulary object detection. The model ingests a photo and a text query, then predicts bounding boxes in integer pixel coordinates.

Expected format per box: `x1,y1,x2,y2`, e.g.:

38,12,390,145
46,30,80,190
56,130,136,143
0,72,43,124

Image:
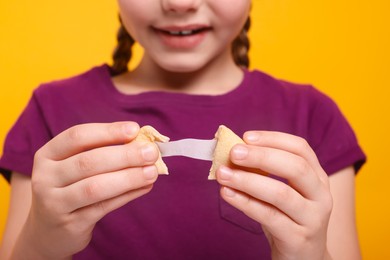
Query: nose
162,0,201,13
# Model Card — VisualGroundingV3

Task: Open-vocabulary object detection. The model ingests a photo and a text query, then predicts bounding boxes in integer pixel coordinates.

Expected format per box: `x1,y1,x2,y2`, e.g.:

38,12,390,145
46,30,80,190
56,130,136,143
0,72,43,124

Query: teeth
169,31,181,35
168,30,195,36
180,30,193,35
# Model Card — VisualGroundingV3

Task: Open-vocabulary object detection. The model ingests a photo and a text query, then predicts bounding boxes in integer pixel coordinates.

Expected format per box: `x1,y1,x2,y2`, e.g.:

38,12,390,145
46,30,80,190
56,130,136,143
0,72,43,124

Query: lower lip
155,29,209,49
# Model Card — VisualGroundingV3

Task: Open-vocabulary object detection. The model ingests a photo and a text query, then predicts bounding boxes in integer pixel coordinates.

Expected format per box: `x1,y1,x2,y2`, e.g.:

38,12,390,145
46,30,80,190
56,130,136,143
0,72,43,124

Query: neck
113,49,245,96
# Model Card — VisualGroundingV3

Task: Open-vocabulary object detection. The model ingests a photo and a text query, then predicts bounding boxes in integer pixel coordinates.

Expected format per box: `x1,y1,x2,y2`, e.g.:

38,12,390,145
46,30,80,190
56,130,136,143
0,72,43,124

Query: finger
39,122,140,160
76,185,153,224
220,185,301,241
217,166,309,225
230,144,324,200
53,141,159,186
60,165,158,212
244,131,328,182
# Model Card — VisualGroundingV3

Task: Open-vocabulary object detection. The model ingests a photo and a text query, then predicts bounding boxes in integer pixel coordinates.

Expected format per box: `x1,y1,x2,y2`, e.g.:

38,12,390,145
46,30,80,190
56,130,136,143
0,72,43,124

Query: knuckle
125,146,137,164
94,201,108,215
31,168,49,197
124,168,138,183
241,194,252,208
83,181,101,200
293,230,309,249
257,147,269,161
263,205,280,226
306,218,325,240
321,172,331,187
239,195,255,216
322,192,334,215
67,126,84,143
33,148,44,162
34,190,63,215
33,148,49,172
294,157,311,178
31,177,44,198
273,185,291,205
236,170,250,187
76,153,95,173
107,123,122,139
296,136,310,150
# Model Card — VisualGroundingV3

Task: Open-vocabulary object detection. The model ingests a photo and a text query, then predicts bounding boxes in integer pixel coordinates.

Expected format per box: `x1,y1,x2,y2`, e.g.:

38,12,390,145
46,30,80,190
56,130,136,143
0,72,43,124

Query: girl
0,0,365,259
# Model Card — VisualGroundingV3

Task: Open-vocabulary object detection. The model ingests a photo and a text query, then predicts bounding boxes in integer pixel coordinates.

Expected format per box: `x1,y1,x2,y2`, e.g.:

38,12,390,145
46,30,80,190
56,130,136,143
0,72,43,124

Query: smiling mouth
154,25,211,48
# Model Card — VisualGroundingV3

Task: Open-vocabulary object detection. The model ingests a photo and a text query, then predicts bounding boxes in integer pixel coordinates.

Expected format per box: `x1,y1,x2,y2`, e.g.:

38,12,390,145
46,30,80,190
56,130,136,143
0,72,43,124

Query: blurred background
1,0,389,258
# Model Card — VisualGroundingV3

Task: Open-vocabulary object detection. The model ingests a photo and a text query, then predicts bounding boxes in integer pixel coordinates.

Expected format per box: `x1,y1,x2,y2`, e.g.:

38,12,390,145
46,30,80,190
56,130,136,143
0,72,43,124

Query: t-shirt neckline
96,64,252,107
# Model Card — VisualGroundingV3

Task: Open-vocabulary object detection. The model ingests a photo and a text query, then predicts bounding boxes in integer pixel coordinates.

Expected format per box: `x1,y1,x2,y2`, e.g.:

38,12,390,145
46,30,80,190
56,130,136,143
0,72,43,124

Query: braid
232,16,251,68
110,16,135,76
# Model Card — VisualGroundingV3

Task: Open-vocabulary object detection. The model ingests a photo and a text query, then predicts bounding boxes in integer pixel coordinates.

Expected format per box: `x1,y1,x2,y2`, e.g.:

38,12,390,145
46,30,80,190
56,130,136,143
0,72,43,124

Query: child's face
117,0,251,73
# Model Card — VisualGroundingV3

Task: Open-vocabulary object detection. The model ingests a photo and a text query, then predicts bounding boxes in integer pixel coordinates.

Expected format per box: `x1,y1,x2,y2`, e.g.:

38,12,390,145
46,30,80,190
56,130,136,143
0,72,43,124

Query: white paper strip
156,139,217,161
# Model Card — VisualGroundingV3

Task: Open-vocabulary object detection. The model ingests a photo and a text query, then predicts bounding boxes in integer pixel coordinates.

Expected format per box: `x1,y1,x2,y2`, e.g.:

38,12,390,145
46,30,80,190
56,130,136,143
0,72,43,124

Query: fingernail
223,187,236,197
143,165,157,180
219,166,233,180
232,145,248,160
245,132,259,142
141,144,158,162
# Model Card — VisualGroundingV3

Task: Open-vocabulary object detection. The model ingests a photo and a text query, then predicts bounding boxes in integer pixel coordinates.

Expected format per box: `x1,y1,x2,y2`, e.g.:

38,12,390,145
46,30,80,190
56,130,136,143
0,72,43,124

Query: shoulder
246,69,337,110
246,70,365,174
33,64,111,99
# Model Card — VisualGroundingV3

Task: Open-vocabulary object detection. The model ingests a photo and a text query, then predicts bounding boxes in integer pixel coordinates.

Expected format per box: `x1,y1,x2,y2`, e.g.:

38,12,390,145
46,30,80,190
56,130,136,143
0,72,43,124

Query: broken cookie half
207,125,245,180
135,125,170,175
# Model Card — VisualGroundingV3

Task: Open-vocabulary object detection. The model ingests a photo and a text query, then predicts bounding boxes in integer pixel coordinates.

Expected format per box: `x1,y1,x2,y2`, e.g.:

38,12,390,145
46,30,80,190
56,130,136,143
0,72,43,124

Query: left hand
216,131,333,260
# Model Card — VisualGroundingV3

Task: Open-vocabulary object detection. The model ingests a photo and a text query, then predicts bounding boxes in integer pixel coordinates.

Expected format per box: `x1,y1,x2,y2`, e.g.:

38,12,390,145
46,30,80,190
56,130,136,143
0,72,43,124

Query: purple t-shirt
0,64,365,259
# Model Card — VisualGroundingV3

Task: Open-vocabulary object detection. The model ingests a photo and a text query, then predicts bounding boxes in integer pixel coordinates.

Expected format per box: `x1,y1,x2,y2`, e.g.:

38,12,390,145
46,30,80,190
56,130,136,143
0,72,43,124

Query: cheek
210,2,251,47
213,1,251,28
117,0,154,38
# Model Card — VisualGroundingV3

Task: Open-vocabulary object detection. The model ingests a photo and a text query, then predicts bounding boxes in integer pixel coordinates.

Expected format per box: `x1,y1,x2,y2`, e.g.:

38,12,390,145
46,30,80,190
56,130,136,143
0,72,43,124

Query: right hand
20,122,159,259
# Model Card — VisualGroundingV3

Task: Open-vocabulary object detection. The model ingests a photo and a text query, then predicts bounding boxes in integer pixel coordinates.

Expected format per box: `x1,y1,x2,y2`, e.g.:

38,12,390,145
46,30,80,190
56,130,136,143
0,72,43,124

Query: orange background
1,0,389,258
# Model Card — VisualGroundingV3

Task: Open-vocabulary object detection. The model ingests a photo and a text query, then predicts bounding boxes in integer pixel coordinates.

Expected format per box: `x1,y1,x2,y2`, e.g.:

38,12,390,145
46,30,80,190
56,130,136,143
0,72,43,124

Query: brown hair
232,16,251,68
110,16,251,76
110,16,135,76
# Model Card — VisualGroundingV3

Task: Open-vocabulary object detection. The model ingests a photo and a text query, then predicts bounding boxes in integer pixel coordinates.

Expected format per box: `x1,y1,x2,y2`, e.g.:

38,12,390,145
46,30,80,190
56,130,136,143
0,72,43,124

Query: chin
157,59,207,73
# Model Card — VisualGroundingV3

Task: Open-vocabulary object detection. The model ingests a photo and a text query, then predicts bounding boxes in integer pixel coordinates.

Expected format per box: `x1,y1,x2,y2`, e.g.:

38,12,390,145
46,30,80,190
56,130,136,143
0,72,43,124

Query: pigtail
232,17,251,68
110,16,135,76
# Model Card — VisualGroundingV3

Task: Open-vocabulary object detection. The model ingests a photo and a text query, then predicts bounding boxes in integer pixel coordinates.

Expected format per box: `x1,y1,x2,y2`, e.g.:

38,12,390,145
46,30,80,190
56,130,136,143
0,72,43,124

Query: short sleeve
0,91,52,181
307,87,366,175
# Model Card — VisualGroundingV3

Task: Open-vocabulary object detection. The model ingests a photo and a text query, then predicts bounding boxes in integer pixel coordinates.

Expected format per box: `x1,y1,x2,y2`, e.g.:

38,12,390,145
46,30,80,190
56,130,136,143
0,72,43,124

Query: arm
327,167,361,259
0,173,32,260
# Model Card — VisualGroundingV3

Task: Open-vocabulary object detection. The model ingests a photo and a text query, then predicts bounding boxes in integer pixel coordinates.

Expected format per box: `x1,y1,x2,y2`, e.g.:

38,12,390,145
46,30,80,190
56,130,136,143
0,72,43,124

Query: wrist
9,218,71,260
